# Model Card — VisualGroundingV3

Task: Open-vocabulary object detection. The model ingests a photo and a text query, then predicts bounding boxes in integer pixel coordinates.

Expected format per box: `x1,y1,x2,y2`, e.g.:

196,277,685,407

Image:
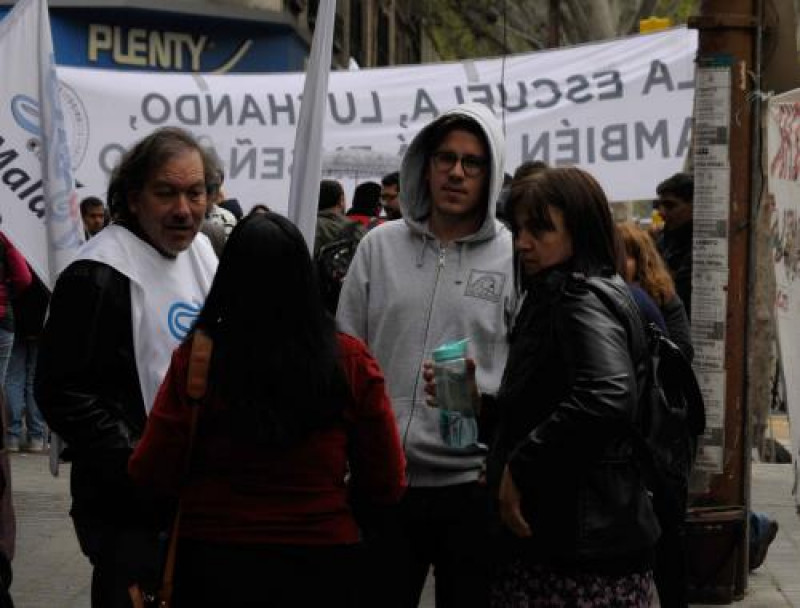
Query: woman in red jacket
129,211,406,607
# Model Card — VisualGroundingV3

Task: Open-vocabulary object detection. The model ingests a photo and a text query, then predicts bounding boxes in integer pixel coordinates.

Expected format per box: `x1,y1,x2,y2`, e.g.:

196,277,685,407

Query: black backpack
585,278,706,527
315,221,366,314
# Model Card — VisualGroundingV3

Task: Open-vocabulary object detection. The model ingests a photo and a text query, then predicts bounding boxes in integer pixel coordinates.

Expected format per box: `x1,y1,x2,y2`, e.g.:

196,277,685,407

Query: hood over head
399,103,505,241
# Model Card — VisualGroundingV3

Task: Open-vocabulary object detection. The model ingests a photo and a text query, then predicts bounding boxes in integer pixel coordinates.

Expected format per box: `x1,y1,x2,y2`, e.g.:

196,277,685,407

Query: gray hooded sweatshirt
336,103,513,487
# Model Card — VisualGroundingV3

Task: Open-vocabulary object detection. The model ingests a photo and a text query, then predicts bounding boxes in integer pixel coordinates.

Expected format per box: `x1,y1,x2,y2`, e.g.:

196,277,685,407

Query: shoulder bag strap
158,330,213,607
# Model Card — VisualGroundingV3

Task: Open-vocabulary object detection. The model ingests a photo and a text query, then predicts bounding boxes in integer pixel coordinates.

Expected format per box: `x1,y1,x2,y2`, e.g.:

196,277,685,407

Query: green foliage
653,0,700,24
422,0,702,61
422,1,523,60
425,3,498,59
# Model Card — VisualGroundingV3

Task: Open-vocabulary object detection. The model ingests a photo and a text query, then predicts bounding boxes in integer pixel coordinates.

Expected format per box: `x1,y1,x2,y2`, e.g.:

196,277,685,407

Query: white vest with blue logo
74,224,218,413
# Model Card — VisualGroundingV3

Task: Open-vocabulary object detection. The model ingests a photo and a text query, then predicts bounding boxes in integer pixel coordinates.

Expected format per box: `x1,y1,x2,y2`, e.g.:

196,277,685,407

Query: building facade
0,0,423,73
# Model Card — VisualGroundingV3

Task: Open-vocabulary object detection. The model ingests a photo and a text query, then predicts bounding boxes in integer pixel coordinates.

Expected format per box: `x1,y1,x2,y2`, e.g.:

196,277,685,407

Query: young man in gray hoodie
337,103,513,607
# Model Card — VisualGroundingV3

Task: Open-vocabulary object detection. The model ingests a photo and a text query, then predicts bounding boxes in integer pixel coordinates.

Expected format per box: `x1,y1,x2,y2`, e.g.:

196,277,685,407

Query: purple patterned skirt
491,559,655,607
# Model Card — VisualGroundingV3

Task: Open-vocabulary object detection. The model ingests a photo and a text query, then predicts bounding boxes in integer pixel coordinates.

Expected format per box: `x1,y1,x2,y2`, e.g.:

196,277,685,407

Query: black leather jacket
36,260,145,458
36,260,173,525
488,269,660,572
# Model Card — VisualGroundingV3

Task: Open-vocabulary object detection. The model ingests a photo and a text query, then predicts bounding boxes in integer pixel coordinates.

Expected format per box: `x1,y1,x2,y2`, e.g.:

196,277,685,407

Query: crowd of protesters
0,102,780,608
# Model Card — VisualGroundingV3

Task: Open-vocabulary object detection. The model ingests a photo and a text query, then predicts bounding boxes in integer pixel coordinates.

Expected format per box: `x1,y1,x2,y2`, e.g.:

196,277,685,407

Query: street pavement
9,452,90,608
6,444,799,607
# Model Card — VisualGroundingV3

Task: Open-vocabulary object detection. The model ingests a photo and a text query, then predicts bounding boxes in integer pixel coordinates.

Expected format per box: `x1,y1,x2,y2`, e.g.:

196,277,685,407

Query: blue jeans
0,329,13,389
749,510,774,548
5,338,45,440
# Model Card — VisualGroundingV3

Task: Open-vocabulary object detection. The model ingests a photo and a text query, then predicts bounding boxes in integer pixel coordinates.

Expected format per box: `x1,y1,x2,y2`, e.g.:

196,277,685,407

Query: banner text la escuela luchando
57,27,697,215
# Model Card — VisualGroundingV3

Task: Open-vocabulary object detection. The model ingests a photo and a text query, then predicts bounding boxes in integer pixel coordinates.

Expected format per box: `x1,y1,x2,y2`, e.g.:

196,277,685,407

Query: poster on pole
691,55,733,475
767,90,800,506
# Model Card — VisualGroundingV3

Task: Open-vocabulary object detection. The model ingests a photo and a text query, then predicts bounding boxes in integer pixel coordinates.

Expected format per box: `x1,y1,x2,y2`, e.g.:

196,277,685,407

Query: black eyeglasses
430,150,488,178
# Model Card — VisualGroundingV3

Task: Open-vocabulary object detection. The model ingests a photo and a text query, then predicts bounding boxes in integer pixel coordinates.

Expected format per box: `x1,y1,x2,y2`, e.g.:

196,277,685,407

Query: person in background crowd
0,233,32,389
218,197,243,221
618,222,693,361
199,217,227,259
654,174,780,575
35,127,219,608
337,103,513,608
346,182,384,229
249,204,271,215
80,197,107,239
206,170,237,236
618,221,693,607
5,271,49,453
497,162,549,226
129,211,406,607
0,393,15,608
494,172,513,226
479,167,659,606
380,172,402,220
315,180,364,257
654,172,694,319
512,160,549,182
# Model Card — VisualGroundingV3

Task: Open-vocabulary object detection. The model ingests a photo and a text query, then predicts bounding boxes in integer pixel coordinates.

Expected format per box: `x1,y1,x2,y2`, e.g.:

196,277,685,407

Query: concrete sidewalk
6,452,800,607
729,462,800,607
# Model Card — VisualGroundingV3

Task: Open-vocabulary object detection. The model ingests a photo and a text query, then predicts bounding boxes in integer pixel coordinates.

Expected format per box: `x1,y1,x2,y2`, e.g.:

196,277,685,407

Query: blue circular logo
167,301,201,340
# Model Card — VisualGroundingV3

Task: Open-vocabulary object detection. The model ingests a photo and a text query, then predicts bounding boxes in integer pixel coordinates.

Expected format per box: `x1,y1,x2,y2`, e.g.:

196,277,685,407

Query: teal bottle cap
432,338,469,362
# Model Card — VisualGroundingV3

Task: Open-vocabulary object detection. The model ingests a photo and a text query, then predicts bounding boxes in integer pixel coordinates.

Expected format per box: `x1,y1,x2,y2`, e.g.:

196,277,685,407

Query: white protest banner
288,0,335,250
767,90,800,505
0,0,84,289
52,27,696,216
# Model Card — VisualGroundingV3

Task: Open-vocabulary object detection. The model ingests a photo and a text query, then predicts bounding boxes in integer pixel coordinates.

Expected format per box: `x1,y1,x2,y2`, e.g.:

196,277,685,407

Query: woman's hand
499,465,532,538
422,358,481,413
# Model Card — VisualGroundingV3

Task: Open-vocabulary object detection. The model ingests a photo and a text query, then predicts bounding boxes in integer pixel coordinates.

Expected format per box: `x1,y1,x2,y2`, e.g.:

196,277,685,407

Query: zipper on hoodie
403,243,448,462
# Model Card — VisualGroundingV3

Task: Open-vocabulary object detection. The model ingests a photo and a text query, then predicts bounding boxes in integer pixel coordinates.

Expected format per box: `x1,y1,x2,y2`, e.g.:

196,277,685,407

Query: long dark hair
507,167,622,282
193,211,346,446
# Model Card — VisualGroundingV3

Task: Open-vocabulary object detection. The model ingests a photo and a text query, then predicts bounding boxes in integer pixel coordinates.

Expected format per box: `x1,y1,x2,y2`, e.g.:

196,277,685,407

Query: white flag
287,0,336,251
0,0,84,289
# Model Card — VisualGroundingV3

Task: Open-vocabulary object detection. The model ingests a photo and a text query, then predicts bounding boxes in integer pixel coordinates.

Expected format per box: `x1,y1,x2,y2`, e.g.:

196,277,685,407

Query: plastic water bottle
432,339,478,448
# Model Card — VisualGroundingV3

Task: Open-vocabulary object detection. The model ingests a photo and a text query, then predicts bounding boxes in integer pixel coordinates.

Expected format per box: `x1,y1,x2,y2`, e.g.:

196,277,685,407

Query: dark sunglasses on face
431,150,489,178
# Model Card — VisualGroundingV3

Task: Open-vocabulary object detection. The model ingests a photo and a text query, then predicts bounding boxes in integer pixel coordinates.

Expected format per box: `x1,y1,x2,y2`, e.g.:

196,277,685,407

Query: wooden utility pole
688,0,758,600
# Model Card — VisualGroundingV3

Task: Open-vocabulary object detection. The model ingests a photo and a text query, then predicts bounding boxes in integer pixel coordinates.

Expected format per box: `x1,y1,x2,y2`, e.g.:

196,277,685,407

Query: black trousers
653,523,688,608
172,539,361,608
70,456,169,608
72,515,163,608
359,482,490,608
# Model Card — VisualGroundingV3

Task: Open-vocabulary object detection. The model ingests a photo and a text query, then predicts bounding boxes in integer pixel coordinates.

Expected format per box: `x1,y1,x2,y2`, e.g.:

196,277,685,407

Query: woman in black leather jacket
488,167,660,606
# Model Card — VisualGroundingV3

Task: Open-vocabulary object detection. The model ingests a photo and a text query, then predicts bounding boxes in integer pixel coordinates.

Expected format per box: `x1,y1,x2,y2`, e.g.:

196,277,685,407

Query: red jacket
346,214,383,230
0,232,32,323
129,333,406,545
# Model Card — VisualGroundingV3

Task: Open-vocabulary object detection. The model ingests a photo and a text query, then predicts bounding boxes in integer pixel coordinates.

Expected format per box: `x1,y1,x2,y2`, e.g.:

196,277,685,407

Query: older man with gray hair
36,127,219,608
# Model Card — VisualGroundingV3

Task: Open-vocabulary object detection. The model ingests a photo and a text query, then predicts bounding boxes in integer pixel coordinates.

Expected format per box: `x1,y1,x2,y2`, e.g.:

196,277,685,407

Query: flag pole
37,0,84,287
287,0,337,252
